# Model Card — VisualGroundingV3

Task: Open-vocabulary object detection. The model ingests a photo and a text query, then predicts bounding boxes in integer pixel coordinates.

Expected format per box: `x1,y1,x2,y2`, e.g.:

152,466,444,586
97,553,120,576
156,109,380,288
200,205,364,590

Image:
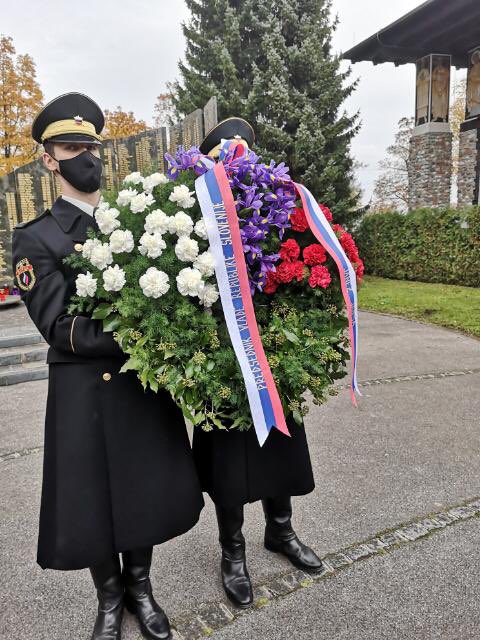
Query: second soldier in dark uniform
11,92,204,640
193,118,324,609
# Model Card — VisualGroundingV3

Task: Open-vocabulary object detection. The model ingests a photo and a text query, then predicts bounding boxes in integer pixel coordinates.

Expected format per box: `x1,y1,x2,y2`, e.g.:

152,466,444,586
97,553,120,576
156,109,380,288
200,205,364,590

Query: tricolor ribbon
293,183,362,406
194,150,361,445
195,163,290,446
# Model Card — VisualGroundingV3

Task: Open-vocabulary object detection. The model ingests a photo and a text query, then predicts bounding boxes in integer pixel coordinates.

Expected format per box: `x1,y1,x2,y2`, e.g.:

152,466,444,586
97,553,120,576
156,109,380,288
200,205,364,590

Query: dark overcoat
192,400,315,508
11,196,204,570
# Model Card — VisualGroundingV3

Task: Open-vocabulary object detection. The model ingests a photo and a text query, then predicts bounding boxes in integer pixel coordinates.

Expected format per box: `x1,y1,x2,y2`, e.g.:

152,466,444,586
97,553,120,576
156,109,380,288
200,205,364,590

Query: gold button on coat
102,372,111,381
74,243,83,252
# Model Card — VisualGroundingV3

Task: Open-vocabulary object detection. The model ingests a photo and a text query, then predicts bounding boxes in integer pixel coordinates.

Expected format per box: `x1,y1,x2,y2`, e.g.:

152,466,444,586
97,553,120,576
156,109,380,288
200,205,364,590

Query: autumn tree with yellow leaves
103,106,148,139
0,35,44,176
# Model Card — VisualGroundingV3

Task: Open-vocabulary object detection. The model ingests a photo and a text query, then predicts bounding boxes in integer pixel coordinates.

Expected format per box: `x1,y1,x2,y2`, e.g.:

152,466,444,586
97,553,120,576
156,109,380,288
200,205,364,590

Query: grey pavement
1,308,479,639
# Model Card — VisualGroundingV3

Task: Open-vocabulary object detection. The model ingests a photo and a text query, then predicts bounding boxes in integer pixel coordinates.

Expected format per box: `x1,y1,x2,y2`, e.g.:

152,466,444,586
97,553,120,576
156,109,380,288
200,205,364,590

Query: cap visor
44,133,102,145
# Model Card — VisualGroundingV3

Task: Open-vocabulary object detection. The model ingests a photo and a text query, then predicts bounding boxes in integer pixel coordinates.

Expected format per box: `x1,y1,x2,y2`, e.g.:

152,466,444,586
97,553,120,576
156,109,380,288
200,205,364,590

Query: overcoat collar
50,196,99,239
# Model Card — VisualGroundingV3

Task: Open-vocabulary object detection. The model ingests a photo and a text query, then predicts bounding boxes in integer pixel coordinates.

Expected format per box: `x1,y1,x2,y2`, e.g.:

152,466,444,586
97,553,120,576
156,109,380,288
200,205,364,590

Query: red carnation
274,261,297,284
279,238,300,262
308,265,331,289
319,203,333,222
303,243,327,266
291,260,306,281
290,207,309,232
354,259,365,284
332,223,345,234
340,233,359,262
264,269,278,294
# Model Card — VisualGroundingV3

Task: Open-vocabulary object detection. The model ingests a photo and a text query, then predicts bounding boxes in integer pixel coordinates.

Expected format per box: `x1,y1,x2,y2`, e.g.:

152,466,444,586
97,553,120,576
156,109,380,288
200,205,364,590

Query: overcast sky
1,0,467,204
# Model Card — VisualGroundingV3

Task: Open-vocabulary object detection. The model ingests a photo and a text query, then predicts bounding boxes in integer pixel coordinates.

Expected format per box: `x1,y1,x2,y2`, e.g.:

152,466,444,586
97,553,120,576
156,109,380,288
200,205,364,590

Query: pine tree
173,0,361,224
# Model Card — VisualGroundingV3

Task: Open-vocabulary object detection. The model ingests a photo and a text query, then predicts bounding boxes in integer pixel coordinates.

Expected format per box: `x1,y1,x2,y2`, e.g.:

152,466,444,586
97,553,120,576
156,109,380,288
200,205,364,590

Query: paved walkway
1,309,479,639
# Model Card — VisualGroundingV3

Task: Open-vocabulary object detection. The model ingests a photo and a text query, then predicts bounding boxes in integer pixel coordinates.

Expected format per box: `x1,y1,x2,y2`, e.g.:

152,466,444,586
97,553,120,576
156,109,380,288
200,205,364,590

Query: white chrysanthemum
94,207,121,235
123,171,143,185
130,192,155,214
168,211,194,236
169,184,196,209
197,281,219,308
75,271,97,297
194,218,208,240
176,267,204,297
97,197,110,212
142,172,168,193
193,250,216,277
175,235,199,262
102,264,126,292
109,229,135,254
82,238,102,260
139,267,170,298
116,188,138,207
144,209,170,235
89,242,113,270
138,232,167,259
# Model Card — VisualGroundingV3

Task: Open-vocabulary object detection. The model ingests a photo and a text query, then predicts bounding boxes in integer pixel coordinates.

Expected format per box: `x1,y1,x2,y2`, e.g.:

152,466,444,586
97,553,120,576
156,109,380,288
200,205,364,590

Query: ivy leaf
103,314,122,332
119,356,141,373
282,328,300,344
193,412,206,425
92,303,113,320
292,410,303,425
210,415,228,429
206,360,215,371
180,403,195,423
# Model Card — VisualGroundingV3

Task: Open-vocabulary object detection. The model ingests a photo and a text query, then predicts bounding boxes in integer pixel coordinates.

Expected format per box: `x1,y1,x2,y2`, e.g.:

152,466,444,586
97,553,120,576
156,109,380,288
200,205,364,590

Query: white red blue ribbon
294,182,361,405
195,162,290,446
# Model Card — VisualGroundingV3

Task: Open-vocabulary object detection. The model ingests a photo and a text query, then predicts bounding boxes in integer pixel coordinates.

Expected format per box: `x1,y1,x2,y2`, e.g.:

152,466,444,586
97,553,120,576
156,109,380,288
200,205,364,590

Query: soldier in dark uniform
11,92,205,640
193,118,324,609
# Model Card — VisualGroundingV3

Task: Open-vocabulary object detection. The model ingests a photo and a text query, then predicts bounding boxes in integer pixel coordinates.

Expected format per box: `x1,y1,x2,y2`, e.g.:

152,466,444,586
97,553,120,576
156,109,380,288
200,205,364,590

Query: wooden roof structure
343,0,480,68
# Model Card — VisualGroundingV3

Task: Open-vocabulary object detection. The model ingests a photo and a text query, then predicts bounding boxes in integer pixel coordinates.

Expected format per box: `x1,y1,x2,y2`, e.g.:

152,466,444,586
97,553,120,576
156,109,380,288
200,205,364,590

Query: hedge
354,206,480,288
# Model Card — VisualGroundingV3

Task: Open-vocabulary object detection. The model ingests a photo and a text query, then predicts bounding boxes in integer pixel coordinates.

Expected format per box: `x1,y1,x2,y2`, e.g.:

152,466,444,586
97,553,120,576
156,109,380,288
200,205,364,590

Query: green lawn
358,275,480,338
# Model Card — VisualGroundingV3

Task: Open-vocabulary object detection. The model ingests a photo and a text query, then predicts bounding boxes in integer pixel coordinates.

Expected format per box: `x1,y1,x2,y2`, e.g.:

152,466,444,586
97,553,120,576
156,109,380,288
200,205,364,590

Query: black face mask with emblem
51,149,103,193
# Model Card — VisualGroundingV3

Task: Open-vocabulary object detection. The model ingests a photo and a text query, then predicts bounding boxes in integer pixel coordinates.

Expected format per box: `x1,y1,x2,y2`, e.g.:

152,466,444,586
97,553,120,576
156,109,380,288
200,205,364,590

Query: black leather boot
122,547,172,640
89,554,124,640
215,504,253,608
262,495,324,573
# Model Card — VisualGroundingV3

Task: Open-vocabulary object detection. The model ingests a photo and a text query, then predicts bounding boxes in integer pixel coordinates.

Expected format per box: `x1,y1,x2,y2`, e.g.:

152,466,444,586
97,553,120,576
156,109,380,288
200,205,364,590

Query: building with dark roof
343,0,480,209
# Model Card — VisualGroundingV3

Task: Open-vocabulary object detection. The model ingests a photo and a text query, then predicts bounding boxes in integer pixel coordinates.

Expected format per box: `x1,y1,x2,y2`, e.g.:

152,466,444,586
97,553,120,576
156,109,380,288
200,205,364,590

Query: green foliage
173,0,361,227
355,206,480,288
359,275,480,338
64,172,351,433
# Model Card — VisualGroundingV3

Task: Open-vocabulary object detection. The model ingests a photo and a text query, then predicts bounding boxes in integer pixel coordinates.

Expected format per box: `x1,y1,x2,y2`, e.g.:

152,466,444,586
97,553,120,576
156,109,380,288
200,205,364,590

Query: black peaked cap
199,117,255,155
32,92,104,144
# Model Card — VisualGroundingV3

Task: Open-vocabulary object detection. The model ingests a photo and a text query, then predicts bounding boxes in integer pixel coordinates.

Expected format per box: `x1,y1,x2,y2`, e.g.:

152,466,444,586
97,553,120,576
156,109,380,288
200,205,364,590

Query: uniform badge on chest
15,257,36,291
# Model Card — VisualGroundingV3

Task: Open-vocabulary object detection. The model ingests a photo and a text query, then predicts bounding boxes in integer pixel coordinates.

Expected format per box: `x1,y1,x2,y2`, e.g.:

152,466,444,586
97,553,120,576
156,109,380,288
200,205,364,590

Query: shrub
355,206,480,287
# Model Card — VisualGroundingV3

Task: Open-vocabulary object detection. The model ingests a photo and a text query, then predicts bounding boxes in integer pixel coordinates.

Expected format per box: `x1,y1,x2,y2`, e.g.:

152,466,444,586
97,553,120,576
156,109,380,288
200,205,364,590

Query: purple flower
164,144,296,296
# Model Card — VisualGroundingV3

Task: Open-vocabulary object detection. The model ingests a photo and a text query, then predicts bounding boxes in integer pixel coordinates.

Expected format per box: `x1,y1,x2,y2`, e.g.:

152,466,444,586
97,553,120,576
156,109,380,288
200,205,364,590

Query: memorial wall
0,97,217,282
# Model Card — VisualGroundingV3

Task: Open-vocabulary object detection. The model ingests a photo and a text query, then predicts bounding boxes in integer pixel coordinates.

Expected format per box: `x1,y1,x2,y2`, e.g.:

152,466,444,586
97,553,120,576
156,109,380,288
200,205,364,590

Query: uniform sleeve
11,226,123,358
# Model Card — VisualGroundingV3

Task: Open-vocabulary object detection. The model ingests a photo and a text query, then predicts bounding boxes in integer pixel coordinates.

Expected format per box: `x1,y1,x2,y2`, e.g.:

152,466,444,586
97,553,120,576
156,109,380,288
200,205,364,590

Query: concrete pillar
408,122,453,210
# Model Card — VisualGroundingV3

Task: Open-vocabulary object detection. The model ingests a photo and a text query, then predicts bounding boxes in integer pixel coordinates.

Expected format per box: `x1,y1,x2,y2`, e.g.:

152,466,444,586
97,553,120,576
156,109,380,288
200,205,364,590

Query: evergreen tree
173,0,361,224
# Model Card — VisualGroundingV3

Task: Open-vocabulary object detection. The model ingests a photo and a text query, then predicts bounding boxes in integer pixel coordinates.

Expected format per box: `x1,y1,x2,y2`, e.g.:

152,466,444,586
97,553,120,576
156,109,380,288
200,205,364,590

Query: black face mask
51,149,103,193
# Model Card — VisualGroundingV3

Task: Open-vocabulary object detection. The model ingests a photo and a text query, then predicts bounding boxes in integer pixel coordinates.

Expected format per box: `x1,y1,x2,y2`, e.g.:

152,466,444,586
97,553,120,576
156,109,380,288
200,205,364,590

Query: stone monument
0,99,217,282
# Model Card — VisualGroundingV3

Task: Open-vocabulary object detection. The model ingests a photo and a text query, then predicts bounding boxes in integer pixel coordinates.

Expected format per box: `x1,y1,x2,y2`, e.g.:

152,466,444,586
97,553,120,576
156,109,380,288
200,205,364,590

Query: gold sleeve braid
70,316,78,353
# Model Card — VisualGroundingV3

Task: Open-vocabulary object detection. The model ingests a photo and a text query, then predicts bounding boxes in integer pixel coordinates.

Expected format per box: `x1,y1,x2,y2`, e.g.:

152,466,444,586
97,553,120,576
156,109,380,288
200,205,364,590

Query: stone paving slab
0,303,32,337
355,310,480,380
214,517,480,640
0,379,47,457
1,310,479,639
